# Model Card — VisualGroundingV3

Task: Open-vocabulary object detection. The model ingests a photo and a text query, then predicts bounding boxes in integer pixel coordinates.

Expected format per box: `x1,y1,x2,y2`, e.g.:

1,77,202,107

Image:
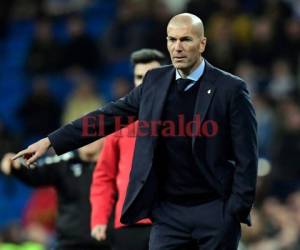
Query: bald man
13,13,257,250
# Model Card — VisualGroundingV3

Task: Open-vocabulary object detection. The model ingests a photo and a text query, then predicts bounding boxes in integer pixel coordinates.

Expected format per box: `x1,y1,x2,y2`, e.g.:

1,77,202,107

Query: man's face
134,61,161,87
167,24,206,75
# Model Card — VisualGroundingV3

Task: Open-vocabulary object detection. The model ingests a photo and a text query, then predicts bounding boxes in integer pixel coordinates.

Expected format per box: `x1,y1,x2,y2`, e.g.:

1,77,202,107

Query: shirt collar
175,59,205,81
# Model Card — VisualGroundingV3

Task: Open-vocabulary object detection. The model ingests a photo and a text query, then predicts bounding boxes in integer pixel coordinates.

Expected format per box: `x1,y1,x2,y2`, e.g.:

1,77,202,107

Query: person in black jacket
1,140,111,250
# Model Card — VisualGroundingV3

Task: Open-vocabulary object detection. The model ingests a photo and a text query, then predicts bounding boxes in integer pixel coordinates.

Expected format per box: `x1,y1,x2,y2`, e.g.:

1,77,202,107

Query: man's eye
167,37,176,42
181,38,192,42
136,75,143,79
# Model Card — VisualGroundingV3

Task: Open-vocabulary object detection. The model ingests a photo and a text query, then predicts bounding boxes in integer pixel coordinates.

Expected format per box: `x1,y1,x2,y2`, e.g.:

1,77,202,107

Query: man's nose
174,40,183,51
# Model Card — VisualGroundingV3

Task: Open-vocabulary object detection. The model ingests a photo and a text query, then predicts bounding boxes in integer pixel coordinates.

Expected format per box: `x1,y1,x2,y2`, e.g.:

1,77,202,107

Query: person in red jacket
90,49,166,250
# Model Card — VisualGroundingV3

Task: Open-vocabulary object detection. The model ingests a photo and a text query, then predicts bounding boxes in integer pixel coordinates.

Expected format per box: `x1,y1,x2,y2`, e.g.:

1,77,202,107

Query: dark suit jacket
49,61,258,226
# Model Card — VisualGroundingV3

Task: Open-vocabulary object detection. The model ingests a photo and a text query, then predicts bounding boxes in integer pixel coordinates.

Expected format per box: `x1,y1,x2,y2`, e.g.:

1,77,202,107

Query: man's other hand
11,137,51,166
91,224,107,241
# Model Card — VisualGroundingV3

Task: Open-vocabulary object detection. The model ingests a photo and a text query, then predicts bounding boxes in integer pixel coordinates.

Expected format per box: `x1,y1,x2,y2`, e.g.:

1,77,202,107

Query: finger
26,152,40,166
11,149,30,160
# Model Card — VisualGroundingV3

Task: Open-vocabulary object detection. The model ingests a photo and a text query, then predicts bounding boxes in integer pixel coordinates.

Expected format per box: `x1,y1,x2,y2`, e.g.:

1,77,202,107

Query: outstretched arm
12,83,143,165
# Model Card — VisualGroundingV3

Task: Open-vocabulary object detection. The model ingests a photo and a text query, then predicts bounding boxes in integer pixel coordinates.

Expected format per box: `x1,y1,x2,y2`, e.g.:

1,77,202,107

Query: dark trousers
109,225,151,250
149,199,241,250
54,240,111,250
56,246,111,250
56,245,111,250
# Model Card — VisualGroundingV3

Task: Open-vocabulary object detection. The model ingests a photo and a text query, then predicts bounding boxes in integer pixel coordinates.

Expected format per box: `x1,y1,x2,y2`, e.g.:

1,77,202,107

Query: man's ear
199,37,207,53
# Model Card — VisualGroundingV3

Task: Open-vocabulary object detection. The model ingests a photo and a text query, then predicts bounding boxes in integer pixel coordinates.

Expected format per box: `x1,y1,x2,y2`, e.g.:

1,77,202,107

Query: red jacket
90,122,151,229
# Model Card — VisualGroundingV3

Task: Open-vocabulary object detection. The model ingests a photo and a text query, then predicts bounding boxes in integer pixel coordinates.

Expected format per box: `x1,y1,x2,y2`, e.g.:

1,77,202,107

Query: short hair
130,49,166,65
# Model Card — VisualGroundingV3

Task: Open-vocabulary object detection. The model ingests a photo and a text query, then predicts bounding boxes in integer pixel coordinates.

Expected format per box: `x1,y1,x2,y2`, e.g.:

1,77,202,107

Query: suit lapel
150,63,218,143
192,61,218,146
151,67,175,121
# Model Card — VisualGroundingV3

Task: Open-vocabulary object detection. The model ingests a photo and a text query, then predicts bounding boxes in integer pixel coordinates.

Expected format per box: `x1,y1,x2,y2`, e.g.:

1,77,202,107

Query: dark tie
176,78,194,92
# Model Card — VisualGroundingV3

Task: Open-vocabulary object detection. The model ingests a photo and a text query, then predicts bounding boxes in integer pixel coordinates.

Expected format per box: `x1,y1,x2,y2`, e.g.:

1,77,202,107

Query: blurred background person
90,48,166,250
269,98,300,199
61,70,105,124
18,76,62,143
100,1,149,64
110,77,132,101
0,221,47,250
63,15,101,72
0,118,20,159
25,17,62,75
1,140,110,250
